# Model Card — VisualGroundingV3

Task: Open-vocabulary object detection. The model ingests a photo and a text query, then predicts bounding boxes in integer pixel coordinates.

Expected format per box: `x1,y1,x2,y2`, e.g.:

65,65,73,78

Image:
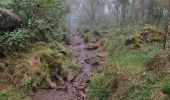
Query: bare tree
140,0,145,20
118,0,129,26
147,0,155,19
168,0,170,19
112,0,120,26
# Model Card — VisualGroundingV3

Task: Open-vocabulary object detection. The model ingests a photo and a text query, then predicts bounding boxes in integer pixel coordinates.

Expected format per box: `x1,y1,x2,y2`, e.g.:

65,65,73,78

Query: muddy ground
31,30,99,100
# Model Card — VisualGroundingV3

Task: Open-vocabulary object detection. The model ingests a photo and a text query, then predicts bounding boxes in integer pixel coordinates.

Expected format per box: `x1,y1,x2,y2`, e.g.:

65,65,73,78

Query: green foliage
25,0,66,42
0,0,66,54
89,24,164,99
162,83,170,95
88,73,109,100
90,57,100,66
0,29,31,53
0,89,26,100
121,83,151,100
0,0,13,4
121,73,167,100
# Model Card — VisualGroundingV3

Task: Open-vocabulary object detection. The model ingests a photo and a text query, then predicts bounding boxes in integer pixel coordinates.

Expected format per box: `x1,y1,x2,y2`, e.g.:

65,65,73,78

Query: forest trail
32,30,97,100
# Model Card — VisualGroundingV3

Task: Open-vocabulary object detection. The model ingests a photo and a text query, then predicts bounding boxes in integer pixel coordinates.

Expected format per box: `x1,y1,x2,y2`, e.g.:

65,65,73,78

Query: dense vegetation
0,0,74,99
0,0,66,55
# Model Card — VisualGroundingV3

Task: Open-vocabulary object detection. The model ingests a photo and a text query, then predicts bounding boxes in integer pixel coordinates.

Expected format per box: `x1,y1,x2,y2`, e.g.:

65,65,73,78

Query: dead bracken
148,51,170,73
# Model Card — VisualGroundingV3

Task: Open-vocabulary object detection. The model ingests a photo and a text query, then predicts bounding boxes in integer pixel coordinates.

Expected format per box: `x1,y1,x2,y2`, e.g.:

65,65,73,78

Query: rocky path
32,30,97,100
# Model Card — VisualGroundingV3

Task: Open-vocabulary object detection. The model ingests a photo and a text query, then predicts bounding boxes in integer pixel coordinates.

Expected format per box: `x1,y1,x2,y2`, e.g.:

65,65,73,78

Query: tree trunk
147,0,154,19
116,4,119,26
165,22,170,49
168,0,170,20
131,0,135,22
139,0,145,20
121,2,126,26
165,0,170,49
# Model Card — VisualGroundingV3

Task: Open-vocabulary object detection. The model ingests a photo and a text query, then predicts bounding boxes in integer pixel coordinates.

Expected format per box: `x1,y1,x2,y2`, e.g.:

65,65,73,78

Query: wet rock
90,57,101,66
86,44,99,51
0,53,6,59
32,30,97,100
66,70,77,81
46,77,57,88
84,58,91,64
97,52,108,58
78,90,87,99
0,63,6,69
56,75,65,84
76,84,87,90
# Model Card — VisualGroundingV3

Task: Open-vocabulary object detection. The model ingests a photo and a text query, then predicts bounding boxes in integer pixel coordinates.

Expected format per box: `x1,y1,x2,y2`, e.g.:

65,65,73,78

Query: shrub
0,29,31,54
162,83,170,95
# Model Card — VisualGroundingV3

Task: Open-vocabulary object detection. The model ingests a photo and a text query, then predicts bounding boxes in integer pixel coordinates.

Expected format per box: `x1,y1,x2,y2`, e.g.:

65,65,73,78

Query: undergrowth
106,34,163,69
88,24,165,100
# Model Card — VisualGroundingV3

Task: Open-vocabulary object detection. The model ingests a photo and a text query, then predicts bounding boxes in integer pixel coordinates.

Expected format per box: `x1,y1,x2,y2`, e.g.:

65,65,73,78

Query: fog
66,0,170,29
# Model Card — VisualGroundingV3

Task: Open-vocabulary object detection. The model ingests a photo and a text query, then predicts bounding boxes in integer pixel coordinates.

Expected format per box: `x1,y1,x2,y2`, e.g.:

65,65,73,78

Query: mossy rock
125,33,145,45
125,26,165,48
90,57,101,66
93,30,101,37
142,26,165,42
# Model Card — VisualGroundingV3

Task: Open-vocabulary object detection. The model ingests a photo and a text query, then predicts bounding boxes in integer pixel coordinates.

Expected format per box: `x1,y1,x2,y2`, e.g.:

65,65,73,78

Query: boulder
125,26,165,47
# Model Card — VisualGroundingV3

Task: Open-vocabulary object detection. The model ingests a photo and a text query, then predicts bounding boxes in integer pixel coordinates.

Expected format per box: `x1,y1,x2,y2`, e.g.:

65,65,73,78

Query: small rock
0,53,6,58
66,70,76,81
46,78,57,88
77,84,87,90
98,52,108,58
0,63,6,69
86,44,99,51
84,58,91,64
78,90,87,98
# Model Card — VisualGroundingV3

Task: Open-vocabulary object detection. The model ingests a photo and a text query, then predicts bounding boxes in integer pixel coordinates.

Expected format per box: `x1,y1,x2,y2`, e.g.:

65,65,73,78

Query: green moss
0,43,78,99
